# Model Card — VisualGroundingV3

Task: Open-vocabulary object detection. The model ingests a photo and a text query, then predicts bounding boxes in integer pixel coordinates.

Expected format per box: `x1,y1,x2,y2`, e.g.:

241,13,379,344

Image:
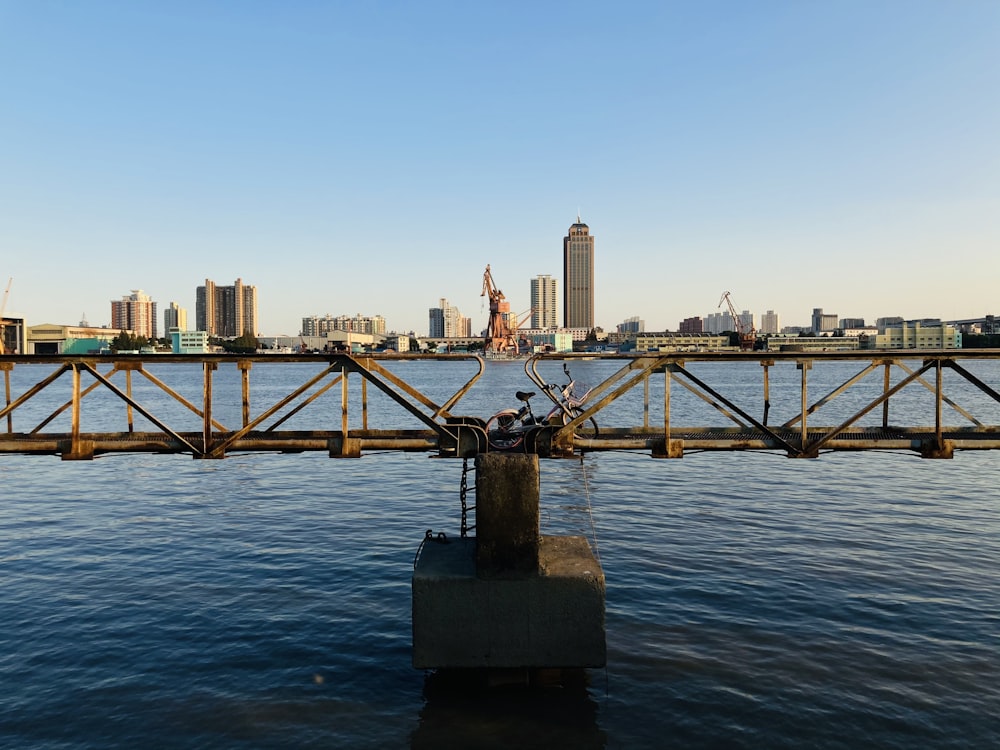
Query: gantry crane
481,265,531,354
719,290,756,351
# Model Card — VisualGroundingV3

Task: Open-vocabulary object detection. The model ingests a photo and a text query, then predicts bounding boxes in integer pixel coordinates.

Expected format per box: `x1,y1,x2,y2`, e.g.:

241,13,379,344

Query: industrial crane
481,265,531,354
719,290,756,351
0,277,11,355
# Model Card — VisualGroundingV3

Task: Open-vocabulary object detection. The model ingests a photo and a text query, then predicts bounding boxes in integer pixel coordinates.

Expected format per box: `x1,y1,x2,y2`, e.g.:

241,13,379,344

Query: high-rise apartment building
196,278,258,337
563,216,594,329
618,316,645,333
679,316,704,334
111,289,157,339
428,299,469,338
760,310,780,335
811,308,838,333
164,301,188,333
530,275,559,329
704,311,733,334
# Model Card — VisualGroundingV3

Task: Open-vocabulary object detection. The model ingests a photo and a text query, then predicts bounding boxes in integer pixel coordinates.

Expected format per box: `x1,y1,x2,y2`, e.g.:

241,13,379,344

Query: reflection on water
412,669,605,750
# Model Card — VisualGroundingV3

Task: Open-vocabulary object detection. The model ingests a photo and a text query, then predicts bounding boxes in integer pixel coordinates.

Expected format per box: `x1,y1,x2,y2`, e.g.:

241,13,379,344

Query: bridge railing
0,353,487,459
3,350,1000,459
522,350,1000,458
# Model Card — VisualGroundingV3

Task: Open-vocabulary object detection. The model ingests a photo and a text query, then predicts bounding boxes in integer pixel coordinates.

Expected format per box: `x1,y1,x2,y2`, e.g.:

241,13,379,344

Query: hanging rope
579,455,601,566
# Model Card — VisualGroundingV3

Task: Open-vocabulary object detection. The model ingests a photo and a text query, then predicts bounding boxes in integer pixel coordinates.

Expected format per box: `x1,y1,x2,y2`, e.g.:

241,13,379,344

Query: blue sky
2,1,998,336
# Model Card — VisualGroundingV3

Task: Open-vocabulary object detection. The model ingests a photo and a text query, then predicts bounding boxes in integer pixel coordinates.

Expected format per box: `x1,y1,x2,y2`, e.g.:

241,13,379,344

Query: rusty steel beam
2,351,1000,460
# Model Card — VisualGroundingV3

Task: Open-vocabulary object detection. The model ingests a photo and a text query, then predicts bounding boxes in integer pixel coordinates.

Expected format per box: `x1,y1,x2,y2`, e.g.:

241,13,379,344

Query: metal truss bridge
3,351,1000,460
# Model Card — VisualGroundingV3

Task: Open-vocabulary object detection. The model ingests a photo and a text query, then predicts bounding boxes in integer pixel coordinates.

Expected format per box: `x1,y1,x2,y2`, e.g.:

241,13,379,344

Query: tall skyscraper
164,301,188,333
563,216,594,329
530,274,559,329
760,310,780,335
196,278,258,337
111,289,157,339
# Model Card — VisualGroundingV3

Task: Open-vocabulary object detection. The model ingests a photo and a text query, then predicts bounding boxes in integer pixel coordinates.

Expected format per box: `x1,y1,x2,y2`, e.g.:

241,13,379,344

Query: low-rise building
383,334,410,353
634,332,732,352
765,334,861,352
171,329,210,354
1,315,26,354
27,323,122,354
529,332,574,353
874,322,961,349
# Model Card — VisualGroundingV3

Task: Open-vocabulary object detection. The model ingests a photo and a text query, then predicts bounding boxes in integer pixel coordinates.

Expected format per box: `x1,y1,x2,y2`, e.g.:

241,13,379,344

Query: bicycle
485,362,599,450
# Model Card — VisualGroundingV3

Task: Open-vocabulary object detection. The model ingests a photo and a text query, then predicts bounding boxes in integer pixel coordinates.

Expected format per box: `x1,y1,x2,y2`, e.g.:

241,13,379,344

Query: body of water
2,358,998,748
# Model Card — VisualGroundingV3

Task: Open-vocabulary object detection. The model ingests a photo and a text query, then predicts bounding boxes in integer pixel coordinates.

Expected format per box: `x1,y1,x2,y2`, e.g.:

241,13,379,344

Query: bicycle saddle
515,391,536,402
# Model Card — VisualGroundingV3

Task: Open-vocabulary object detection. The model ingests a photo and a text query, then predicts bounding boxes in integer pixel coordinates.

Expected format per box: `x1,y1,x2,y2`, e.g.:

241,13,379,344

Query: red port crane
719,290,756,351
482,265,531,354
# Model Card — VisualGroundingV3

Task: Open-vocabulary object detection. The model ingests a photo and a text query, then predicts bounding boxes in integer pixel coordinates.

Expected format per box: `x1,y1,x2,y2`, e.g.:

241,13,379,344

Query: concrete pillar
474,453,539,575
412,453,606,670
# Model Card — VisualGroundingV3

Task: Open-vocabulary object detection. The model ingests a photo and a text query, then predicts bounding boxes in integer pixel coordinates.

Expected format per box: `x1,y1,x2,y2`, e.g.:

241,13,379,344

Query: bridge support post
412,453,606,672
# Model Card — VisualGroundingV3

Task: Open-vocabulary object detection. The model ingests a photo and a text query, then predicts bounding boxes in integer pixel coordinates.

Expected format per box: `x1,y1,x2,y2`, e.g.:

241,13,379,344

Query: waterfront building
530,275,559,329
518,328,575,352
563,216,594,329
563,327,594,342
606,330,636,347
678,317,703,334
766,334,861,352
527,331,574,353
384,334,410,353
843,326,879,341
196,278,258,338
759,310,780,335
875,322,961,349
170,328,209,354
27,323,123,354
302,313,387,337
839,317,865,329
811,308,839,333
1,314,26,355
634,332,732,352
164,302,188,334
111,289,157,340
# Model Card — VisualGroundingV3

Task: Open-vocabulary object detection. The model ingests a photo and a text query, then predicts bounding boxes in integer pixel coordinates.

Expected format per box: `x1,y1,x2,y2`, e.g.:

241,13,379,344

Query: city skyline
7,273,993,341
2,3,997,336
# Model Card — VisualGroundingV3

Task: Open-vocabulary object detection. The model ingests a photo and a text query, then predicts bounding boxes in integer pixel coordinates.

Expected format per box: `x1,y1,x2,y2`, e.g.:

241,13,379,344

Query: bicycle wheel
546,407,598,436
570,407,599,437
485,409,525,450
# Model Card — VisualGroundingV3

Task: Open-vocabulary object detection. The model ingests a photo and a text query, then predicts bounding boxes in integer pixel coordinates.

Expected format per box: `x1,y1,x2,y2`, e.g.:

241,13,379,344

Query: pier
2,351,1000,460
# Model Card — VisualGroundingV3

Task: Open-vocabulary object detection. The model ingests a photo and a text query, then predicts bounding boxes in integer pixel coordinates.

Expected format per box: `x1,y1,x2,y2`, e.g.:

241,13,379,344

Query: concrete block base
412,535,606,669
